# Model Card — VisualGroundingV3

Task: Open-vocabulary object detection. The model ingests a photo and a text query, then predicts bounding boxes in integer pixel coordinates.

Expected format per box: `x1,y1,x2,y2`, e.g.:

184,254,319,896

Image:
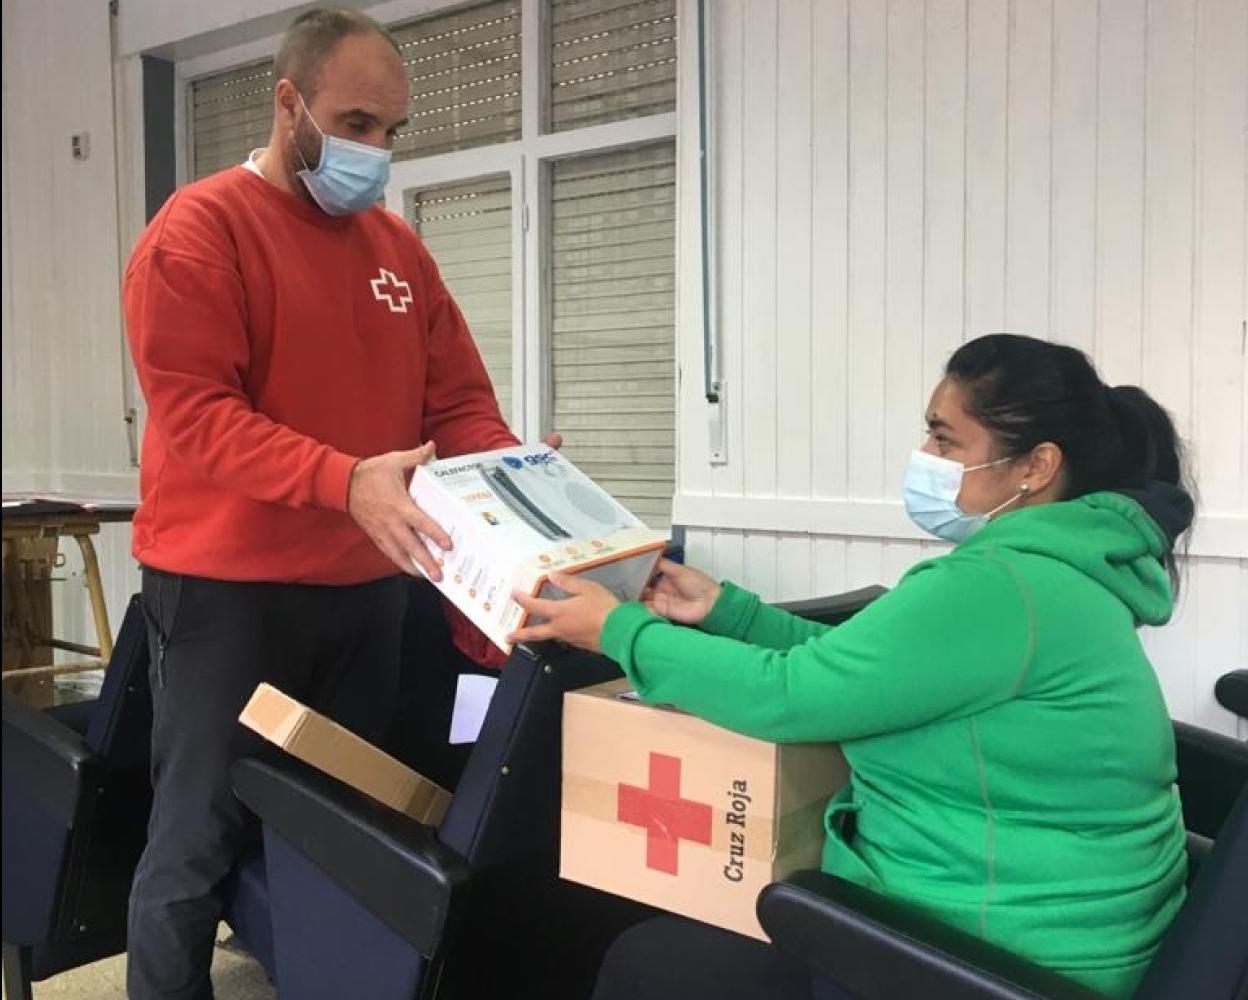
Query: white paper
449,674,499,745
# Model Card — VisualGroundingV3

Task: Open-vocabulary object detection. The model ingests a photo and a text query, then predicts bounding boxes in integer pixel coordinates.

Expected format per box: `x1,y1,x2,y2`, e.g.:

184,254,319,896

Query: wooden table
2,503,135,703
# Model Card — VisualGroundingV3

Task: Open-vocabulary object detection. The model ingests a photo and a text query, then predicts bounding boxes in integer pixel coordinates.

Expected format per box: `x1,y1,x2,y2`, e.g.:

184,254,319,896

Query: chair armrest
2,693,101,827
230,756,471,958
1173,721,1248,840
775,585,887,626
1214,670,1248,721
757,870,1108,1000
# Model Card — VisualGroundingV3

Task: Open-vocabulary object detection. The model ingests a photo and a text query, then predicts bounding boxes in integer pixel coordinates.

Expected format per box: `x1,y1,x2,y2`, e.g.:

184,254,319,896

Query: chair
2,595,154,1000
223,585,886,999
1215,669,1248,720
757,705,1248,1000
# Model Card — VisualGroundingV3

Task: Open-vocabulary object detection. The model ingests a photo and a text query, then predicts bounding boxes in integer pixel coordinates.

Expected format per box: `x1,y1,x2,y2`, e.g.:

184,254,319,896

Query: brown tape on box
562,772,828,863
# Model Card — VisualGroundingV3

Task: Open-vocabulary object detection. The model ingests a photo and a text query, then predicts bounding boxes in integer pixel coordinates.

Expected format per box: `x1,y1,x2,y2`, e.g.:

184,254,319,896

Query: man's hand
347,442,451,580
508,572,619,652
542,432,563,450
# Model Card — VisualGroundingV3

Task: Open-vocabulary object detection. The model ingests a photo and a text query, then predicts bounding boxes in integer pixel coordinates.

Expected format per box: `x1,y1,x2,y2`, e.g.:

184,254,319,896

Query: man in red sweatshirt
123,10,543,997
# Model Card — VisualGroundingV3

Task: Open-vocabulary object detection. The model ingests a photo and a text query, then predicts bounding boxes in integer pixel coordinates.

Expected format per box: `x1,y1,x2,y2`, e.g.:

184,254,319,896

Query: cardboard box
240,683,451,826
561,679,849,940
410,445,667,654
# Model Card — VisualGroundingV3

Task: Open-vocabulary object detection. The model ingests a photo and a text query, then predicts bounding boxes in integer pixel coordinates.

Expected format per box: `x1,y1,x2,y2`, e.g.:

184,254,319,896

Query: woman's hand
508,571,620,653
641,558,722,627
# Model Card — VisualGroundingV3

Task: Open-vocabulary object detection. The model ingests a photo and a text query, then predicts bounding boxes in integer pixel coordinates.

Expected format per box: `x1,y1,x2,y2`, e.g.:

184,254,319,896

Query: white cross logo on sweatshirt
370,268,413,314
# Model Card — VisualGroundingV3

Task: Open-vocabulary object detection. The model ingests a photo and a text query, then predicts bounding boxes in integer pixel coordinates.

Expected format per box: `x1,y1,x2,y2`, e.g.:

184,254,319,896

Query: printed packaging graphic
561,679,849,939
409,445,668,653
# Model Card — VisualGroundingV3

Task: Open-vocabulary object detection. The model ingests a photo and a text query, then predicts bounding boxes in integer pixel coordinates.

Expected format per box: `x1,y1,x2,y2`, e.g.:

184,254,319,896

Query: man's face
286,31,409,173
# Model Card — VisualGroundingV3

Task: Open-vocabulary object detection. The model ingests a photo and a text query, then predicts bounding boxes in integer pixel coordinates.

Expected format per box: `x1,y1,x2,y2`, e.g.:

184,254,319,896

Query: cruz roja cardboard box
239,683,451,826
409,444,668,654
561,679,849,940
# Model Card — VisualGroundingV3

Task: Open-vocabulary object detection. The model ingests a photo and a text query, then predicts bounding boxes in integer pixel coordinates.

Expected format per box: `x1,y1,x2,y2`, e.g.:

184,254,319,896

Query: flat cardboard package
239,683,451,826
409,444,667,654
561,679,849,940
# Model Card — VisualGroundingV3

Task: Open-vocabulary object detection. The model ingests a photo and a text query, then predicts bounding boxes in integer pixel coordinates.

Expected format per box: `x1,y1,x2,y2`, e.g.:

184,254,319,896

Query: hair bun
1106,384,1175,485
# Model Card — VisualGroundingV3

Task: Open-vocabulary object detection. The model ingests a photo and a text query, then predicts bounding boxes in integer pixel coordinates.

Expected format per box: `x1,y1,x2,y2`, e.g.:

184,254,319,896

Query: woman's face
922,378,1024,515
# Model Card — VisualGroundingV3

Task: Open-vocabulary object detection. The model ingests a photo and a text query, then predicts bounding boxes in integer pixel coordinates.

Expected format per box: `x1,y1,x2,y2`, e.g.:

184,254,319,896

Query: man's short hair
274,8,401,99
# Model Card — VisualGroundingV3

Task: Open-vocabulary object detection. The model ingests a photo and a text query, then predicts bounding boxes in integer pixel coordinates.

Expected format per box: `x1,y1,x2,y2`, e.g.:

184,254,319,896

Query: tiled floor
3,932,274,999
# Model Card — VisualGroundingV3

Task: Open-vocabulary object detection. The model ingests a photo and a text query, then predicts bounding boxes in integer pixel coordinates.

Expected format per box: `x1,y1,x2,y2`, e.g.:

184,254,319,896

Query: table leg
74,533,114,662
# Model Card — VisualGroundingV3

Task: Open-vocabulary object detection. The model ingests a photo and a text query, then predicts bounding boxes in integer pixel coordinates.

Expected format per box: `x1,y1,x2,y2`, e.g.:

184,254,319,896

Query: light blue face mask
294,94,391,216
902,450,1021,543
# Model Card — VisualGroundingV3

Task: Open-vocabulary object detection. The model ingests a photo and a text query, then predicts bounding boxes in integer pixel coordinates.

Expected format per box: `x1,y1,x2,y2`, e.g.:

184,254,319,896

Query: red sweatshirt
125,165,518,586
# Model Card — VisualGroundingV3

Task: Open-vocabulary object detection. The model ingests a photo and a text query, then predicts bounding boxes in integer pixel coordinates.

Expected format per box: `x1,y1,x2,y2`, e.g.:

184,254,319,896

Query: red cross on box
617,751,713,875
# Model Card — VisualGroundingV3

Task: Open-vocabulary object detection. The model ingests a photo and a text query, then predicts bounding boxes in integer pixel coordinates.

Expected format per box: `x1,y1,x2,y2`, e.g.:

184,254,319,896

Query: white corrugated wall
673,0,1248,737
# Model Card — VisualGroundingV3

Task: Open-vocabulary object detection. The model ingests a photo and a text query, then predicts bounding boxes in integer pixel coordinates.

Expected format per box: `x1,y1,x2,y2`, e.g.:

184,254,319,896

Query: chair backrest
436,642,621,869
1133,783,1248,1000
1215,670,1248,720
84,594,153,771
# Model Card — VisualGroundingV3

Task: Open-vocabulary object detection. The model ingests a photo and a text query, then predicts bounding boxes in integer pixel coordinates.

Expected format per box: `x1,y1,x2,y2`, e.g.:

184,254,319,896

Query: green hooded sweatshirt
601,492,1187,998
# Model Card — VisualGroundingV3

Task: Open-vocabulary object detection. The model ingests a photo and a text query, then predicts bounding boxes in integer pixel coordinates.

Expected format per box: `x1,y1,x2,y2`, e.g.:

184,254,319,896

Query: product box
561,679,849,940
409,444,668,654
239,683,451,826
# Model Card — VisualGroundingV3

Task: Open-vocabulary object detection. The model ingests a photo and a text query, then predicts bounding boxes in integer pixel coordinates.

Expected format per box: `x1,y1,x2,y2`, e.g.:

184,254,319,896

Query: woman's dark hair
945,334,1193,589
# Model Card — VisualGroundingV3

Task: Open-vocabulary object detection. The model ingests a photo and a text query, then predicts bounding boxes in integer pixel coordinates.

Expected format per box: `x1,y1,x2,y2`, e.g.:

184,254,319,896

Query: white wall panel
1004,0,1053,335
1191,0,1248,517
3,0,145,665
922,0,967,384
809,0,852,500
1,0,133,485
775,0,814,500
846,0,889,501
739,1,780,499
680,0,1248,735
963,0,1009,337
1140,0,1197,433
883,0,926,489
1095,0,1148,385
1049,0,1099,356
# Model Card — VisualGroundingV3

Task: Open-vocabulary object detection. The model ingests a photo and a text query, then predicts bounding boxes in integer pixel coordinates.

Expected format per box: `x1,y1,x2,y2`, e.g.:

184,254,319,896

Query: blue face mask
902,450,1021,543
294,94,392,216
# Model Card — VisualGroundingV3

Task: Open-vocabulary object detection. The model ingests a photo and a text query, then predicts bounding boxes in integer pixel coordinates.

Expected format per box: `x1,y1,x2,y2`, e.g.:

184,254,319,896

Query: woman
511,335,1194,1000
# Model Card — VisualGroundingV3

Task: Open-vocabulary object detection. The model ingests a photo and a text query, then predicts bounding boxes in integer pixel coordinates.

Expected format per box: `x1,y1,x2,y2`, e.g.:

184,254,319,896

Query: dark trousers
590,916,856,1000
126,568,405,1000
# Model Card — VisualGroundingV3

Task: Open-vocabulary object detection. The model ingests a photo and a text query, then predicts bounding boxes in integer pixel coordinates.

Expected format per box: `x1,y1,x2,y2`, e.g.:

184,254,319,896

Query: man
124,10,549,997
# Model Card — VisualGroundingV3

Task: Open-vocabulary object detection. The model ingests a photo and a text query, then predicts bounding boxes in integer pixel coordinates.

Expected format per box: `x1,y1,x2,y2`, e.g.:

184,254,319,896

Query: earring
1019,483,1030,494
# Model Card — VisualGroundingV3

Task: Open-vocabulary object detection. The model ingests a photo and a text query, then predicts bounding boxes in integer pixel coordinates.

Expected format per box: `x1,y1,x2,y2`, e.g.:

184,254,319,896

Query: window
407,175,515,422
549,0,678,131
551,143,676,527
185,0,679,528
391,1,522,160
190,60,273,181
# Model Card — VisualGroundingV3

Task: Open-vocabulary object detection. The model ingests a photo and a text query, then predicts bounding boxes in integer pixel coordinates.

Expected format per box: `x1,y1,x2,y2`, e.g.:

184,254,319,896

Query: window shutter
407,176,515,423
549,0,677,132
190,60,274,180
551,141,675,528
391,0,522,161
